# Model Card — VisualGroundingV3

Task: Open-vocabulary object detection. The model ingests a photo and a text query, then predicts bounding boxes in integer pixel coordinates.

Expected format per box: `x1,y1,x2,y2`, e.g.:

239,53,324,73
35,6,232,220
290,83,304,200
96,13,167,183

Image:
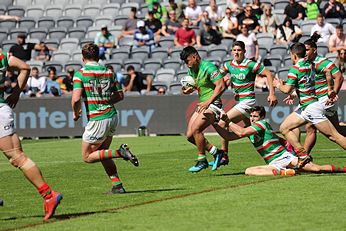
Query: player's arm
5,56,30,108
228,122,257,138
261,68,277,106
110,81,124,104
275,79,294,94
71,88,82,121
329,68,343,94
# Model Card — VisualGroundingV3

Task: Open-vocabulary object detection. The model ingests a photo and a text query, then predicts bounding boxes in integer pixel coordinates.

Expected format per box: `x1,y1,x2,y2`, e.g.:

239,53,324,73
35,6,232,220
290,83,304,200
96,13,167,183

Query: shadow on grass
125,188,185,194
214,172,245,176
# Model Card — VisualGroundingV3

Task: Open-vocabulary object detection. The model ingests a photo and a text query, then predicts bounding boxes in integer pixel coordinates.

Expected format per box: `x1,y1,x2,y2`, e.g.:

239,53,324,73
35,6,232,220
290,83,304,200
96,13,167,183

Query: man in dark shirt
284,0,305,25
323,0,345,21
145,10,162,45
124,65,155,94
238,5,260,33
196,19,221,48
9,34,40,61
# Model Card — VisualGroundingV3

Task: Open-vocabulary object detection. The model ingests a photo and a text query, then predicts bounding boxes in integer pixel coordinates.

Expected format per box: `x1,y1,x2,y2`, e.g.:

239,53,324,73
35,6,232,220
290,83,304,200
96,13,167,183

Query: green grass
1,134,346,230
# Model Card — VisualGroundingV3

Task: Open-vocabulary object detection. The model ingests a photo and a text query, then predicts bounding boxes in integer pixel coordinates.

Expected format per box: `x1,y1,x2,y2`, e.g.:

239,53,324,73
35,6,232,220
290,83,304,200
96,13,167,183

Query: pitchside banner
13,91,346,137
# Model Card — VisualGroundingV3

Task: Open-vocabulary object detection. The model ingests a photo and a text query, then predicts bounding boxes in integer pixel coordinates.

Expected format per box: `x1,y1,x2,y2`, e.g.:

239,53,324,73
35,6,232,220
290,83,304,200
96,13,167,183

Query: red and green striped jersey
0,50,11,104
314,55,340,98
249,119,288,164
286,58,318,108
187,59,223,102
220,58,265,102
73,62,122,121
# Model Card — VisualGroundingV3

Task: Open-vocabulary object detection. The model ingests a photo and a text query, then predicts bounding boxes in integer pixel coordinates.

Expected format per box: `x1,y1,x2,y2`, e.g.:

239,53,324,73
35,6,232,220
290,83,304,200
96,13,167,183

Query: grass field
1,134,346,231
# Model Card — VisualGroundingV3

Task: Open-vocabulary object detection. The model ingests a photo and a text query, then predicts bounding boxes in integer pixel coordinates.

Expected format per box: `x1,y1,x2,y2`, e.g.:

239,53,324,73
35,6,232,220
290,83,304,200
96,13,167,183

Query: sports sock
209,146,218,156
197,153,206,161
110,175,122,186
98,150,120,160
330,165,346,173
37,183,52,199
272,169,295,176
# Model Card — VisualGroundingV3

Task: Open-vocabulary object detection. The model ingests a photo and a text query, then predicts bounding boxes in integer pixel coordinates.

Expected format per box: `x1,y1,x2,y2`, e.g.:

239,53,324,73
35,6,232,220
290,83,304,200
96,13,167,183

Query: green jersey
187,59,223,103
73,62,122,121
0,50,11,104
286,58,318,108
314,55,340,98
249,120,288,164
220,58,265,102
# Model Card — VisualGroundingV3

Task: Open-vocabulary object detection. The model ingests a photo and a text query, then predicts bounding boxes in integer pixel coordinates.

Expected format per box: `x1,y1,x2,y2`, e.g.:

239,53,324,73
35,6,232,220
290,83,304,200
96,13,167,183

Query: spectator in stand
34,41,56,62
238,5,260,33
200,10,217,31
162,10,181,37
328,25,346,53
9,34,42,62
335,49,346,76
105,64,125,87
184,0,202,26
174,18,196,47
251,0,263,20
310,15,335,44
227,0,241,15
205,0,223,23
133,20,155,50
220,7,239,40
157,86,166,95
276,17,302,46
323,0,345,21
124,65,155,94
145,10,162,46
236,25,259,61
4,69,18,95
94,25,115,60
60,67,74,94
260,4,277,34
305,0,320,20
44,66,62,97
151,0,168,23
26,67,46,97
117,7,138,43
196,19,222,48
284,0,305,25
167,0,186,23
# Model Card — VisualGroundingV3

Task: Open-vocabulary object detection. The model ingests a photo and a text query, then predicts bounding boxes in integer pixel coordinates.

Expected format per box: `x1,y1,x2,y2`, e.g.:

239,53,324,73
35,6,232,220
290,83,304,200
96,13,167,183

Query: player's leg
303,123,317,154
302,162,346,173
245,165,295,176
314,120,346,150
327,111,346,137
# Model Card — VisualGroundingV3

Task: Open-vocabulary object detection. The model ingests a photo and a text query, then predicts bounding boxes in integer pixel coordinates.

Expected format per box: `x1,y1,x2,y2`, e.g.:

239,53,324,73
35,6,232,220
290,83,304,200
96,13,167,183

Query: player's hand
283,93,296,105
5,93,20,108
326,90,338,106
73,109,82,121
182,86,194,94
197,101,210,113
267,94,278,107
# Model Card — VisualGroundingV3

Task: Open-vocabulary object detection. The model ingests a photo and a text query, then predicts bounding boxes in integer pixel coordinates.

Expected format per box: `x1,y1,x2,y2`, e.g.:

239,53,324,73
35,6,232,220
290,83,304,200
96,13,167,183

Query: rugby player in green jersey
216,106,346,176
215,41,278,168
72,43,139,194
274,42,346,168
180,46,227,172
0,50,62,220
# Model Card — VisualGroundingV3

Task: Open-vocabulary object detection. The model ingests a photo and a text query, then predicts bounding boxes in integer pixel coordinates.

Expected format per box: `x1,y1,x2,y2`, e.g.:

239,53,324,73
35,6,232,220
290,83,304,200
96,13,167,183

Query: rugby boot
189,159,208,173
118,144,139,167
43,191,63,221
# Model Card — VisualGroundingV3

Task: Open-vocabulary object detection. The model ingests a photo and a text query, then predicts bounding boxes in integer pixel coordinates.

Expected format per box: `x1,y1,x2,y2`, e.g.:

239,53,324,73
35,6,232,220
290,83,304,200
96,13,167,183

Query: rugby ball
180,75,196,89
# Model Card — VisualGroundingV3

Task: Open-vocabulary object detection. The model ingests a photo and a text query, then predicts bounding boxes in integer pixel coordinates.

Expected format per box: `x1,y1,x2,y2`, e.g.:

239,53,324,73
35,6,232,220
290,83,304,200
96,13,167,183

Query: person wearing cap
9,34,42,61
133,20,155,49
94,25,115,60
196,19,222,48
145,10,162,45
174,18,196,47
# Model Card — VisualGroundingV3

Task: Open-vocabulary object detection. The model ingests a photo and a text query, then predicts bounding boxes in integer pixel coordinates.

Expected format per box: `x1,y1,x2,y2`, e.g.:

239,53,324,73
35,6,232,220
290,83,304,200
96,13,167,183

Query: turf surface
1,135,346,230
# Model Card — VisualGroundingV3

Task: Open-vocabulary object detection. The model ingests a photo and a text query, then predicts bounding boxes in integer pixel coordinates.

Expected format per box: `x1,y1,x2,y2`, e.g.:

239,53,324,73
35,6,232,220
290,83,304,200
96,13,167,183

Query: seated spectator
227,0,241,15
60,67,74,94
34,41,56,62
311,15,335,44
9,34,42,61
145,10,162,45
251,0,263,20
162,10,181,36
238,5,260,33
220,7,239,40
151,0,168,23
196,20,222,48
124,65,155,94
133,20,155,50
205,0,223,23
284,0,305,25
328,25,346,53
323,0,345,21
94,25,115,60
305,0,320,20
255,75,268,92
117,7,138,43
45,66,62,97
184,0,202,26
26,67,46,97
200,10,217,31
105,64,125,87
236,25,259,60
4,69,18,95
335,49,346,76
260,4,277,34
276,17,302,46
174,18,196,47
167,0,186,23
157,86,166,95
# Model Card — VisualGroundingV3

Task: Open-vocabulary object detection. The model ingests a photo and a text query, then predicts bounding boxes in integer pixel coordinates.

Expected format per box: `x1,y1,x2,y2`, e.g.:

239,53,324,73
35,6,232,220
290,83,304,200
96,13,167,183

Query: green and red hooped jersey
220,58,265,102
73,62,122,121
187,59,223,103
0,50,11,104
286,58,318,108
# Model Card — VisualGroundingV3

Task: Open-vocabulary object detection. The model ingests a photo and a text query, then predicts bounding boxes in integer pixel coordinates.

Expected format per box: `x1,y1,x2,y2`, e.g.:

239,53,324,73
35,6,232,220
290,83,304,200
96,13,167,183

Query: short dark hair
32,67,39,71
250,106,266,118
290,42,306,58
47,66,56,73
304,32,320,49
127,65,135,72
105,64,114,70
232,40,246,50
82,43,99,61
180,46,199,61
131,7,137,12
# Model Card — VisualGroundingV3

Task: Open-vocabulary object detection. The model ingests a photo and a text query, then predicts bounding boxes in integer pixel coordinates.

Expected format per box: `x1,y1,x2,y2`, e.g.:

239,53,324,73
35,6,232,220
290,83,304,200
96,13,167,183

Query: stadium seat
114,15,129,27
259,46,268,61
124,59,143,71
90,0,108,5
127,0,145,4
163,59,182,72
79,38,94,48
65,5,83,19
18,17,36,30
159,36,175,49
326,18,341,28
120,3,140,15
27,60,44,72
108,25,123,40
326,53,338,63
86,26,100,39
257,33,274,51
2,40,17,52
208,45,228,60
7,6,25,17
83,5,101,18
317,43,329,56
71,0,89,4
131,47,150,60
301,20,317,35
9,28,28,40
124,91,141,96
37,16,55,29
45,5,64,19
104,59,123,72
283,55,292,67
68,27,86,40
152,81,168,91
277,67,289,81
56,16,75,30
205,56,222,67
196,47,208,59
51,51,71,63
48,27,67,42
109,0,126,4
43,61,64,73
76,16,94,29
273,9,285,25
29,28,48,41
269,44,288,59
155,68,176,84
264,54,282,68
26,5,44,19
168,82,182,95
0,6,6,15
274,0,288,10
265,66,277,77
102,3,121,16
64,60,83,71
59,38,79,50
0,19,17,30
176,69,188,80
111,47,130,60
170,47,183,59
143,58,162,73
118,35,134,47
71,50,82,61
94,16,113,27
150,47,169,60
32,0,51,7
51,0,69,5
0,28,8,45
2,0,14,8
43,38,60,50
220,38,233,50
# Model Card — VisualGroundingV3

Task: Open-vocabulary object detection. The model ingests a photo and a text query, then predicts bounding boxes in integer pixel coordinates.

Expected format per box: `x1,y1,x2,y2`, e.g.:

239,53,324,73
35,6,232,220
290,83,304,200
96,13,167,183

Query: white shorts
0,103,15,138
268,152,297,170
83,116,118,144
295,101,328,125
234,99,256,118
318,95,337,117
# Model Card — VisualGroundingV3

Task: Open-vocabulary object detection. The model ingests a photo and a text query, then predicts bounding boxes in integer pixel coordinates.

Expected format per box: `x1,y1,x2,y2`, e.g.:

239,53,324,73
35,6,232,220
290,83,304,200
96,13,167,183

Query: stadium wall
13,91,346,137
